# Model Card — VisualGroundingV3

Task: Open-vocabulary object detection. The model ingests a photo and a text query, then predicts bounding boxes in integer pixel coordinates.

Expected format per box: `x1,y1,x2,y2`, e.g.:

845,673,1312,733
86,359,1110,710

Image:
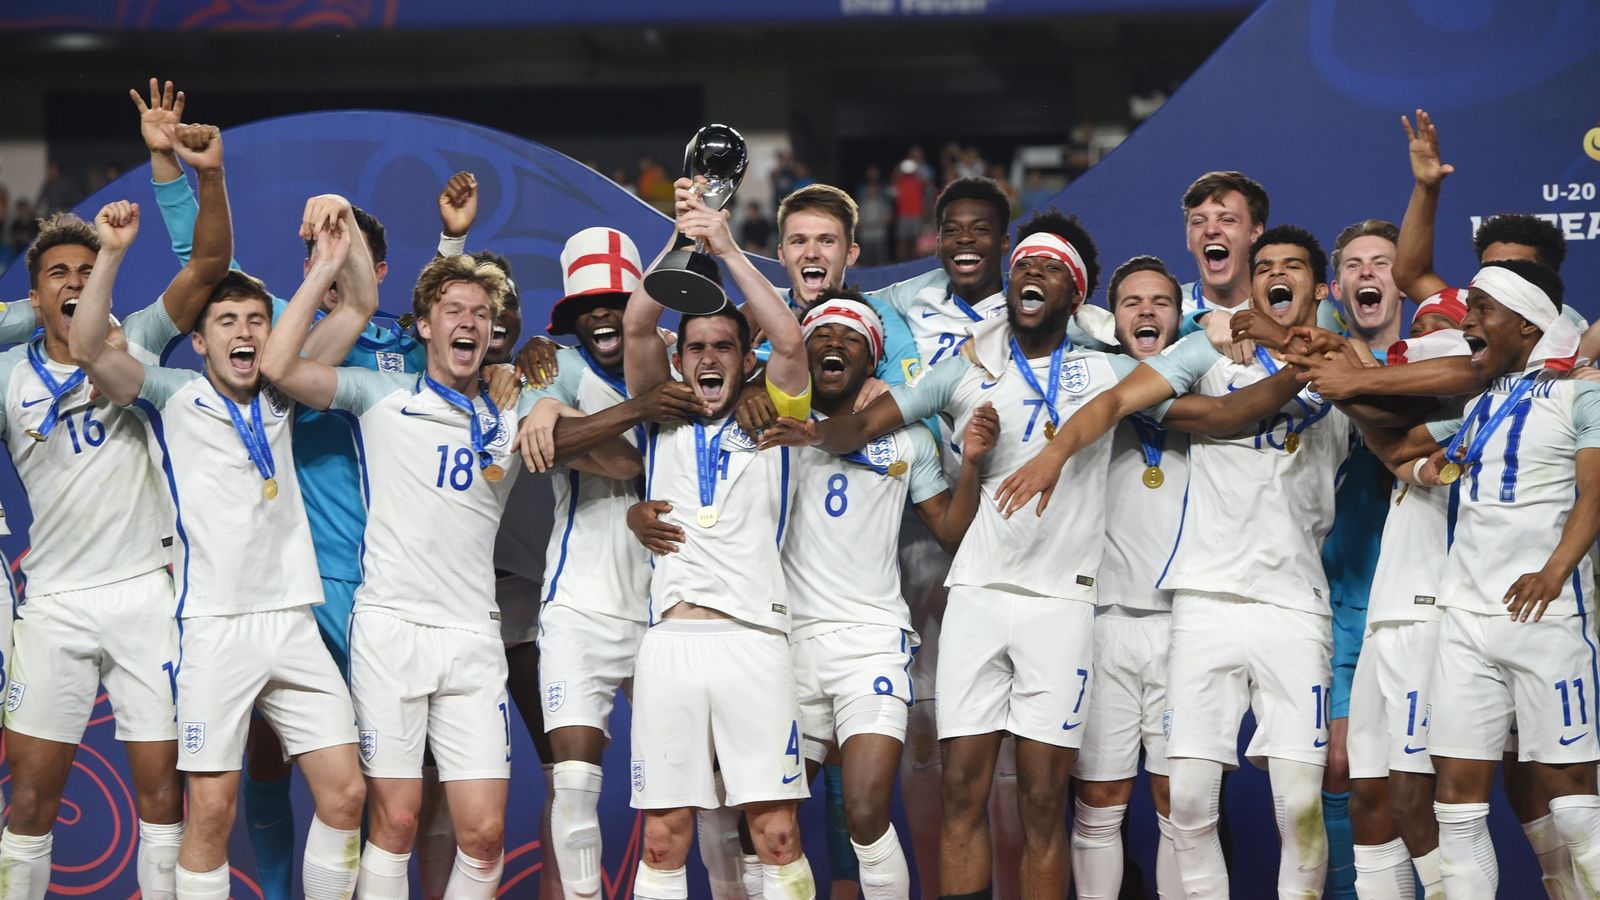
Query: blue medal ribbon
25,328,85,440
576,345,646,451
1009,335,1070,431
1190,281,1205,310
425,373,502,471
1130,416,1166,469
949,288,983,322
214,383,275,486
1254,346,1328,437
1445,372,1538,474
694,417,735,510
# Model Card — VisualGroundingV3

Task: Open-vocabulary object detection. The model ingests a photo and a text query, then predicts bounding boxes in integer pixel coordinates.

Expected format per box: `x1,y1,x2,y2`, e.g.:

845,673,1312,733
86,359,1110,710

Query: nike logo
781,773,801,784
1313,738,1328,748
193,398,219,413
19,397,49,408
1226,378,1243,393
400,408,431,417
1559,733,1589,746
979,380,998,390
1403,744,1427,754
1062,721,1081,731
252,817,290,830
920,309,939,318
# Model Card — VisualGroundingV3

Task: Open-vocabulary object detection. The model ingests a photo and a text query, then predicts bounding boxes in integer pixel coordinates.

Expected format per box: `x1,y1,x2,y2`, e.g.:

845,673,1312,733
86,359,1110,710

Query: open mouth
696,369,726,403
1203,243,1229,274
228,344,256,374
591,325,621,355
1464,334,1487,362
1019,283,1045,312
450,336,478,366
489,325,508,348
1355,286,1382,313
818,350,847,380
61,298,79,320
800,266,827,292
951,252,983,275
1267,283,1293,311
1132,323,1161,353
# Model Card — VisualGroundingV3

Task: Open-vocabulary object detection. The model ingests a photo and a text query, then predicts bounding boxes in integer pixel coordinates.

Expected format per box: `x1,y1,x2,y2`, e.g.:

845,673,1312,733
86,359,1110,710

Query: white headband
1009,232,1087,298
801,299,884,364
1469,265,1579,371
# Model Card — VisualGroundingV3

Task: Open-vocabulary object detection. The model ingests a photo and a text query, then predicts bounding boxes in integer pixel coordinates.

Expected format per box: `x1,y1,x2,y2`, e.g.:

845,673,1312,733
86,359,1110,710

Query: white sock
741,853,766,899
1548,795,1600,893
173,862,229,900
1524,809,1581,899
760,857,816,900
696,801,746,899
1168,758,1228,898
632,863,688,900
302,815,360,900
550,761,603,899
1435,802,1496,898
444,848,503,899
1069,799,1126,899
850,825,909,900
1267,757,1328,898
356,842,412,900
1412,848,1444,900
1353,838,1415,900
0,829,52,900
1154,813,1180,900
137,820,183,900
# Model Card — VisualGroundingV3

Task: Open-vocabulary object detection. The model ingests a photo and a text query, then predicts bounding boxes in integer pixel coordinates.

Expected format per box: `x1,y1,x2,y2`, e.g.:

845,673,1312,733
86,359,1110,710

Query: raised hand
130,77,185,154
94,201,140,253
166,123,223,171
300,194,354,241
307,218,351,275
674,176,738,258
1401,110,1454,189
438,171,478,238
964,401,999,462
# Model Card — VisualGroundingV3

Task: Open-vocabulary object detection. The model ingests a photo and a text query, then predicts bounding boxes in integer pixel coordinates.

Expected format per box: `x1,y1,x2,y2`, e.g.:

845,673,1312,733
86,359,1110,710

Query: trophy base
644,250,729,314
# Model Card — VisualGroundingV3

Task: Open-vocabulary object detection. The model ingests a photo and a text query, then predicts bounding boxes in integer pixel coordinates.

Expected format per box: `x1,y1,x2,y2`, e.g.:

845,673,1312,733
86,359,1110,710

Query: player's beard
1007,301,1072,345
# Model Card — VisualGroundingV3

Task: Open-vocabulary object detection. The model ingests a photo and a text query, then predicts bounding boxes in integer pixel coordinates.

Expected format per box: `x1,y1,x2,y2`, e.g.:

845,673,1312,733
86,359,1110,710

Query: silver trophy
643,124,749,314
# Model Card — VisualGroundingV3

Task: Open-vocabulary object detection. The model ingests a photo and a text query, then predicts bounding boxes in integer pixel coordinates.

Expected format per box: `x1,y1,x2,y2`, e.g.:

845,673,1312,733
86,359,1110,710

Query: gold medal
263,478,279,501
1043,421,1057,440
1438,461,1462,485
1284,432,1300,454
1142,465,1165,489
24,429,45,443
696,505,719,528
886,460,908,477
483,463,505,483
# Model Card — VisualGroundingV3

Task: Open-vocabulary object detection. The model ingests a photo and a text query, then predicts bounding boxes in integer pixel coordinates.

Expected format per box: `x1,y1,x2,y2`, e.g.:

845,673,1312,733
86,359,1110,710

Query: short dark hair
198,270,272,328
1251,225,1327,286
677,306,752,356
1107,255,1181,307
1181,171,1269,227
935,176,1010,229
304,206,388,264
25,213,99,290
1480,259,1564,311
1014,209,1101,300
472,250,517,304
1331,219,1399,271
1474,214,1565,271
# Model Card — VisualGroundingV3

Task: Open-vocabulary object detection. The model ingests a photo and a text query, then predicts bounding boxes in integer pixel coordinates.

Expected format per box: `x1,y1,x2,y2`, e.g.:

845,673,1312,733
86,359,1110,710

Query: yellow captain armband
765,377,812,420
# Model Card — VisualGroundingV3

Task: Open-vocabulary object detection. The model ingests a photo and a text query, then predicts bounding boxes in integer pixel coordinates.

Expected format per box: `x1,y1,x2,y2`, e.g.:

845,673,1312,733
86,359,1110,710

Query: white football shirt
0,300,175,595
130,370,321,617
332,369,531,637
1144,332,1354,615
1366,481,1448,626
783,419,946,637
1097,418,1191,614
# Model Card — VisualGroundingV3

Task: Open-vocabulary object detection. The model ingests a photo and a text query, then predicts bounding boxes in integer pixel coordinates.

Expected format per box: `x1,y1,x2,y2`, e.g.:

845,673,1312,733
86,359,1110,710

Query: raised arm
623,239,675,397
258,217,351,410
299,195,377,364
158,124,231,333
1394,111,1454,302
68,202,147,405
131,78,185,188
994,363,1177,517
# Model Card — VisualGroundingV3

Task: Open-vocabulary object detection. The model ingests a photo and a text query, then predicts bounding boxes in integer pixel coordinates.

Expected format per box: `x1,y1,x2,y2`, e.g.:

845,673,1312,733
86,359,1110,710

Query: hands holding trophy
643,124,749,313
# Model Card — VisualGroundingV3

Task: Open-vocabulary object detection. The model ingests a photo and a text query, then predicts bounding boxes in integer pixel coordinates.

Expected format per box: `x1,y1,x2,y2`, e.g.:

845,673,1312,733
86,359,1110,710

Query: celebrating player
0,122,232,900
70,197,372,900
1178,170,1268,314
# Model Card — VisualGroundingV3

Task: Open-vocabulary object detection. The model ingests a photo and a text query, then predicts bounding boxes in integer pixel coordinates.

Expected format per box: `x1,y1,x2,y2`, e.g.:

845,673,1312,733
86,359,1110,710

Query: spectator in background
791,162,816,192
636,157,672,211
10,198,38,256
771,149,798,212
856,166,892,266
1019,169,1058,216
958,145,986,180
36,161,83,217
987,163,1018,214
611,168,637,196
892,150,929,261
88,161,125,194
739,199,774,254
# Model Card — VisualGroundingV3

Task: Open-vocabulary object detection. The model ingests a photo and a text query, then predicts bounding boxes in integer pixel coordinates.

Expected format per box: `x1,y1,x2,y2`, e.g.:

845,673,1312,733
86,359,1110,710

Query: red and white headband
802,299,884,364
1412,288,1467,325
1009,231,1087,298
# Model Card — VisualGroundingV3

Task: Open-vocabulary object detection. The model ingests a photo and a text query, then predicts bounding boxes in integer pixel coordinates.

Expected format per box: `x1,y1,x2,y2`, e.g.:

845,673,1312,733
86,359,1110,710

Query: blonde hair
411,254,510,320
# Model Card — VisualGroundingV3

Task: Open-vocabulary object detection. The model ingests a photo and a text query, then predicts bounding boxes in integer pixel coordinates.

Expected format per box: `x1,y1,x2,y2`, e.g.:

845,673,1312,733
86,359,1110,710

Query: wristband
1411,457,1428,483
437,232,467,257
